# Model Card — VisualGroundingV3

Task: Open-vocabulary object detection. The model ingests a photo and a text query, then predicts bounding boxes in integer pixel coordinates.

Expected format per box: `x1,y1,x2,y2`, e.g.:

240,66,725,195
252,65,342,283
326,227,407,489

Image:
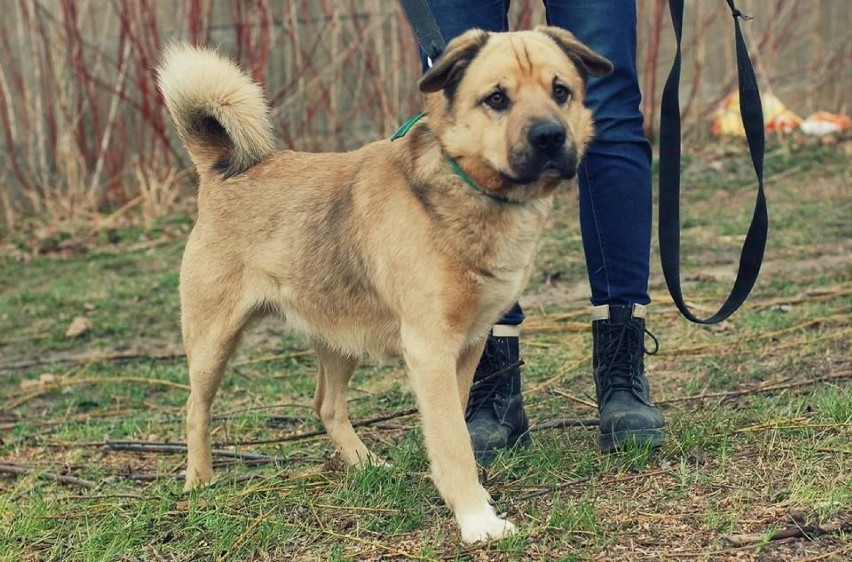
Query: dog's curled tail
156,43,275,178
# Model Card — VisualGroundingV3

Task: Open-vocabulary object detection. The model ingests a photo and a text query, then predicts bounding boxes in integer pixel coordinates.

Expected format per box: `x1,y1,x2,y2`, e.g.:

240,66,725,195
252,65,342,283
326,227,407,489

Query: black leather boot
593,304,666,452
465,334,531,464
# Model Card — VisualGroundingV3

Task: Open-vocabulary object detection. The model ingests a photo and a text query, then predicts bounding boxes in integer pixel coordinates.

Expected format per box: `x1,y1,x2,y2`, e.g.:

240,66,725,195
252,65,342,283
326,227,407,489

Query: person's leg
423,1,531,463
464,304,531,463
544,0,651,304
543,0,665,451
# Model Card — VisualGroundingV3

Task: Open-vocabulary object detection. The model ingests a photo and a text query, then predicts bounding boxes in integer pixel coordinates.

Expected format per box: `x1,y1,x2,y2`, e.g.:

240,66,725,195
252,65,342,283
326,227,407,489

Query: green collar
390,112,521,205
390,111,427,141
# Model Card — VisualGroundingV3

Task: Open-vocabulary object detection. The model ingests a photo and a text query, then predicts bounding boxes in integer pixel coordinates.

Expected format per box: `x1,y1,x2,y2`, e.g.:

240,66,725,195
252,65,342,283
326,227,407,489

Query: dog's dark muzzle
511,120,578,183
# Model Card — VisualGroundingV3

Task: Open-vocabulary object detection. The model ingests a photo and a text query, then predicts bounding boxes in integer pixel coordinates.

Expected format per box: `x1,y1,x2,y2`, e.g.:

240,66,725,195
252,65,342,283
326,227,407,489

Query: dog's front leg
457,339,487,412
401,326,516,543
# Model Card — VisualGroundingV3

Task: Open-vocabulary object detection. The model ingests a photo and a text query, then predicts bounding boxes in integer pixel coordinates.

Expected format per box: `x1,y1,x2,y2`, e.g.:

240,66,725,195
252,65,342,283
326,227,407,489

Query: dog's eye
483,91,509,111
553,84,572,104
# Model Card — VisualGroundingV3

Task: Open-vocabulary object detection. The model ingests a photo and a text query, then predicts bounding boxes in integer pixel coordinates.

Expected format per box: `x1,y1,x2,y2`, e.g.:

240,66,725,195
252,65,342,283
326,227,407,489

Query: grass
1,139,850,561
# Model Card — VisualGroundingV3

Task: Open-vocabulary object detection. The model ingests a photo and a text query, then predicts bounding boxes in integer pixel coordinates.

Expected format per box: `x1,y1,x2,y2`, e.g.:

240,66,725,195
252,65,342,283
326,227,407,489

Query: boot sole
600,427,665,453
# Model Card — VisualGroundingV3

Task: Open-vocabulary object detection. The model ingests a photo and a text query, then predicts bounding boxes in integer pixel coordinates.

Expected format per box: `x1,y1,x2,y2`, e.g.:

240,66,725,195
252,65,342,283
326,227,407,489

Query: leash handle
658,0,768,324
399,0,446,61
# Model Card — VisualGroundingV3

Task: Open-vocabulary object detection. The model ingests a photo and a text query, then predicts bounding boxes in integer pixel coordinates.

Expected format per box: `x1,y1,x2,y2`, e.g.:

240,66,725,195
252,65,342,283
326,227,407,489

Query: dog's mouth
505,153,578,185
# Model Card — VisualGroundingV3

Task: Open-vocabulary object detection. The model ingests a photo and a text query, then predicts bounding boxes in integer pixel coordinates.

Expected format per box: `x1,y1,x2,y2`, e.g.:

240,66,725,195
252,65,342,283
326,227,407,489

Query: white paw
457,506,517,544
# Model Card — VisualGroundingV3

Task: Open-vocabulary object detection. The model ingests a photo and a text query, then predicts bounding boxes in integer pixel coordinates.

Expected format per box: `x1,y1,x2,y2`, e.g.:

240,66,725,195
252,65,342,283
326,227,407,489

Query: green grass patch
1,142,850,560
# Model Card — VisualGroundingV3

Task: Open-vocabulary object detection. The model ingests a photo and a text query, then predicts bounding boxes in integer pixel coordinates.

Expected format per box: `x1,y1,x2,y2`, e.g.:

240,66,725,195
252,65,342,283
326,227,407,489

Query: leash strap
399,0,446,62
658,0,768,324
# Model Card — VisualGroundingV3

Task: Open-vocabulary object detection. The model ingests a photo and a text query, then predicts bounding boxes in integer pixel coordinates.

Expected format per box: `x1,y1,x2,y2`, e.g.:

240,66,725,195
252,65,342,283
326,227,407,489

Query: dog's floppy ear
419,29,490,94
536,26,613,78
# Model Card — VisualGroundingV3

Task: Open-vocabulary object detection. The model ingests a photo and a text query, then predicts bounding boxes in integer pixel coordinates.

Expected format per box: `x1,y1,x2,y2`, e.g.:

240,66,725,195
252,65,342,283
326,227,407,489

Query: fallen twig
732,421,852,434
750,286,852,311
0,463,97,489
232,350,313,367
3,376,191,410
657,371,852,405
0,333,52,345
62,493,150,500
322,529,434,561
528,417,598,431
0,348,312,374
525,355,592,397
468,361,524,388
213,407,419,447
110,472,180,482
0,349,185,373
724,521,851,546
512,468,673,502
215,505,277,562
214,402,314,418
512,475,592,501
551,388,598,409
101,441,284,463
661,315,850,357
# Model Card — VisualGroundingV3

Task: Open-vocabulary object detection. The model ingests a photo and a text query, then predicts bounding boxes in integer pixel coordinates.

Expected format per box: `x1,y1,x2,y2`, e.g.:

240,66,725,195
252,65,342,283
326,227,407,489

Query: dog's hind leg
401,326,516,543
313,343,384,467
181,269,252,491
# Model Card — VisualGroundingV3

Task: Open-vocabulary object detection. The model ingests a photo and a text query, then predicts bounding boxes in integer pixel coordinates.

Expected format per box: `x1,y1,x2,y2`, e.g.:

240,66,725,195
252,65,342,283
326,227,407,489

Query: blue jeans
422,1,653,327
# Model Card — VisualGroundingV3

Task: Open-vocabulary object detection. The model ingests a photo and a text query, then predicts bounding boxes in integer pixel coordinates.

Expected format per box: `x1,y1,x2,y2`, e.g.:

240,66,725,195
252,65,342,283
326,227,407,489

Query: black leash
399,0,768,324
659,0,767,323
399,0,445,62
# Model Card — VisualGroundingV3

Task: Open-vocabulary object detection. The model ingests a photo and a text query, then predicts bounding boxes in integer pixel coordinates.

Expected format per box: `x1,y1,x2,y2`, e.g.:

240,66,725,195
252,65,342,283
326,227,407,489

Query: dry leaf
65,316,92,338
19,373,59,389
19,378,39,390
176,499,208,511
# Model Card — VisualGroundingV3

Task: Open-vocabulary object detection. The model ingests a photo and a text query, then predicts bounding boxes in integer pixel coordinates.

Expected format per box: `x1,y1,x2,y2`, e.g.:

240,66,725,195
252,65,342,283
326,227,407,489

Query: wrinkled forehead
460,32,585,92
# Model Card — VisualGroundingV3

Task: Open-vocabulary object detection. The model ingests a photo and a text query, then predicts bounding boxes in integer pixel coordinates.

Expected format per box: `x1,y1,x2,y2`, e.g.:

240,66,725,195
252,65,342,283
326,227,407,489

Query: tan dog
157,27,611,543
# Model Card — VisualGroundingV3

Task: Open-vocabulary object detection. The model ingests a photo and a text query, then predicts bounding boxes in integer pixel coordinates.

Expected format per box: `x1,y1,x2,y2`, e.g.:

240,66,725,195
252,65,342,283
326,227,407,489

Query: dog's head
420,27,612,201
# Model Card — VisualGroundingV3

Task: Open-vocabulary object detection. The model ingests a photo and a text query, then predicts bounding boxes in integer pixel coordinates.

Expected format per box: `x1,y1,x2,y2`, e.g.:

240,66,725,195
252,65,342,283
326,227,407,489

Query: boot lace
597,320,659,407
464,338,522,421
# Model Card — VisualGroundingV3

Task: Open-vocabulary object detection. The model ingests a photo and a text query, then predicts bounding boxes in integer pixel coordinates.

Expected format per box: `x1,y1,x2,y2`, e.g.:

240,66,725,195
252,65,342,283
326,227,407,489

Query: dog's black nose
528,121,567,153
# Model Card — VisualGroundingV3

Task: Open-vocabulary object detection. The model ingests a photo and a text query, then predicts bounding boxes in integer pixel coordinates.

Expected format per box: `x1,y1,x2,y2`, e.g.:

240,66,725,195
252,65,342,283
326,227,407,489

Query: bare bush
0,0,848,231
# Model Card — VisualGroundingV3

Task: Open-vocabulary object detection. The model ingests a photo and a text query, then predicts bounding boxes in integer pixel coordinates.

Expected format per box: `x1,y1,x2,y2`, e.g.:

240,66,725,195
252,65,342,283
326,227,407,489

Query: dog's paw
347,451,392,470
333,448,392,470
457,507,517,544
183,468,213,492
359,452,392,469
183,479,202,492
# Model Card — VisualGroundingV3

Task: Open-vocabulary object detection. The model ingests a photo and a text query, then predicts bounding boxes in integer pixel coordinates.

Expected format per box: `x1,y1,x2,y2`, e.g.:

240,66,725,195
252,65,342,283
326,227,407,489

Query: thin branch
657,371,852,405
512,468,673,502
724,521,851,547
0,349,185,373
0,463,97,489
213,407,419,447
0,348,312,374
3,376,190,411
101,441,283,463
529,418,599,432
